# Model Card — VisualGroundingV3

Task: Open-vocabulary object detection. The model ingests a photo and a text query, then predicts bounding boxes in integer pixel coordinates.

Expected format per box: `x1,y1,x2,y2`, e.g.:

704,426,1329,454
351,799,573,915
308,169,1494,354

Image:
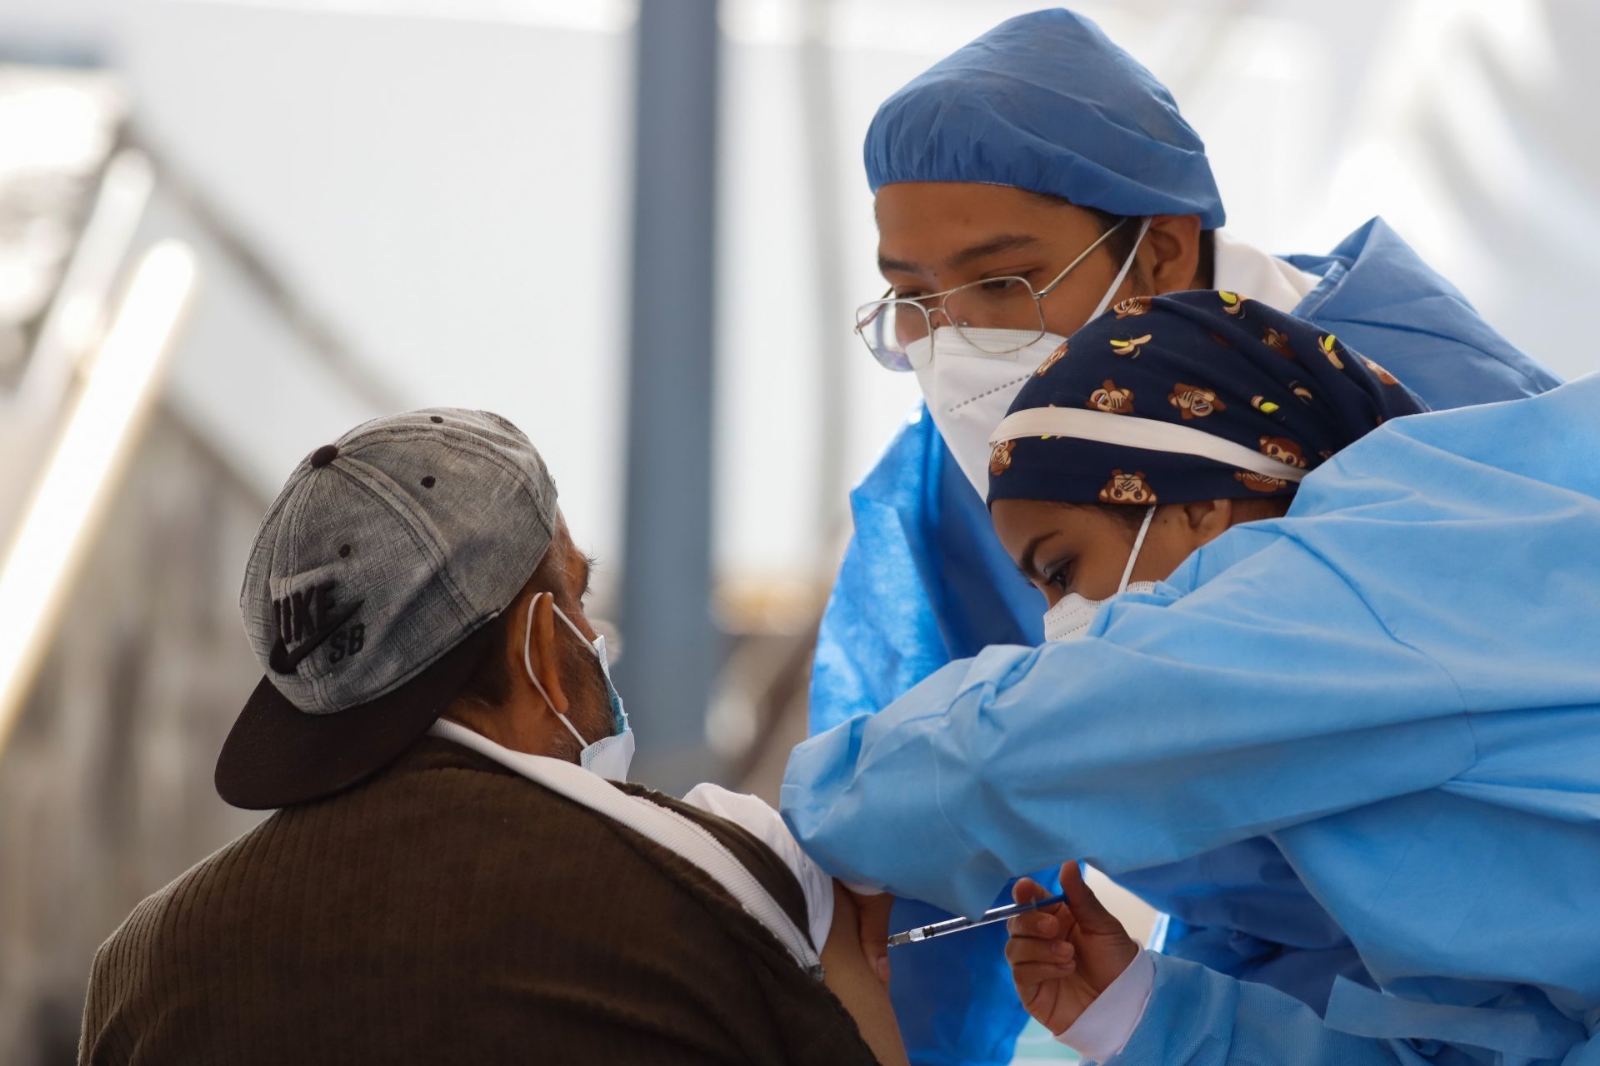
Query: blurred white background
5,0,1592,598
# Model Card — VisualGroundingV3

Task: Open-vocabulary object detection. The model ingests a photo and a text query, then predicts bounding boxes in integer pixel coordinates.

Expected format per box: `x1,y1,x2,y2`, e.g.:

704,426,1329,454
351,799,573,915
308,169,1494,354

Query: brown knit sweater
78,738,879,1065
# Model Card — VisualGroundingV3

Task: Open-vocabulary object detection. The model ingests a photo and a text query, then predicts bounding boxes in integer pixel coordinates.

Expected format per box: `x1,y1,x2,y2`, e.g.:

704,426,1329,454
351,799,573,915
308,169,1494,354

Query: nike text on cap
216,408,559,810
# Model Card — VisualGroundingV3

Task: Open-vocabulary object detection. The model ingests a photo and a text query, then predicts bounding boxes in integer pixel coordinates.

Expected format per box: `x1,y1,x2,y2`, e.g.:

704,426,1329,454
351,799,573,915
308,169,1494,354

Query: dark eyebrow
578,552,597,597
946,234,1041,270
1017,530,1063,581
877,234,1043,278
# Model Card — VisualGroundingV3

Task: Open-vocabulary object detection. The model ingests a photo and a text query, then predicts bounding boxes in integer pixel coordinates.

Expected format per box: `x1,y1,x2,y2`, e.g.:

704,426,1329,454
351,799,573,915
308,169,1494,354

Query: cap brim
216,622,499,810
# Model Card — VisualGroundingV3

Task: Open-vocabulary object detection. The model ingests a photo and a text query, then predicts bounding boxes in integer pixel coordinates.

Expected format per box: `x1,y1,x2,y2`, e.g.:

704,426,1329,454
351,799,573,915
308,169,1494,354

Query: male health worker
808,9,1562,1064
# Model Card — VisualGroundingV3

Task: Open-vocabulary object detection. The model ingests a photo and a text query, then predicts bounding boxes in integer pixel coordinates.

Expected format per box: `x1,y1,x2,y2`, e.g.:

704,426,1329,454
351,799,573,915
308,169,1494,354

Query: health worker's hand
822,885,909,1066
849,890,894,987
1006,862,1140,1035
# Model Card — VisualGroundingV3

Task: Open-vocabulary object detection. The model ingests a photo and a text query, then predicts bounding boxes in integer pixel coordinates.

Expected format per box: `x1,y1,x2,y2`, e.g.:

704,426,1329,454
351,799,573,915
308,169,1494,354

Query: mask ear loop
523,592,591,751
1117,505,1158,594
1087,217,1154,323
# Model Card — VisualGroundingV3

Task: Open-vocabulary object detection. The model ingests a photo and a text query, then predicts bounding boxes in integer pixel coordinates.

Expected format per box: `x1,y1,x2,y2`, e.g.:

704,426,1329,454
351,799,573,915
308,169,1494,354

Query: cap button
310,444,340,468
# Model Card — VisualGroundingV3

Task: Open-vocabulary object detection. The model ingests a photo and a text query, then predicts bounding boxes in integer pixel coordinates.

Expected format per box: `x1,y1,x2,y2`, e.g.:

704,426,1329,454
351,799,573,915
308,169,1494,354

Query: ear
523,591,569,715
1139,214,1205,295
1181,497,1236,550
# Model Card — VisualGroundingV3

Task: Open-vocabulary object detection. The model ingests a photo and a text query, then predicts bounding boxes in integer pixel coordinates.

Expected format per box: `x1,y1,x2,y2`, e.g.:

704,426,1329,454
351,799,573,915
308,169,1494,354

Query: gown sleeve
1105,953,1407,1066
783,526,1476,918
807,410,1047,1064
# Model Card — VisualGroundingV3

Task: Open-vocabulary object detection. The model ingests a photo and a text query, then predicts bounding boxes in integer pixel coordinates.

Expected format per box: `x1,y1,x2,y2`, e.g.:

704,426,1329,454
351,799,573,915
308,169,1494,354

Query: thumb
1060,862,1123,936
853,891,894,986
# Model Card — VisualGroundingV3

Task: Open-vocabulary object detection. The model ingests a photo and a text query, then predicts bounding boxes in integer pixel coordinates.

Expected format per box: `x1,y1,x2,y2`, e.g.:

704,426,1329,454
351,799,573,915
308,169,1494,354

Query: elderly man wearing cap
807,8,1564,1062
79,410,907,1066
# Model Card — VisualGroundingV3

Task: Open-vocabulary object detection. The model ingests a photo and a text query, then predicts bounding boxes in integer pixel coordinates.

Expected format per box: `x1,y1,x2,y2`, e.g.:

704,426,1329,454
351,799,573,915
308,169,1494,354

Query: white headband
989,407,1308,483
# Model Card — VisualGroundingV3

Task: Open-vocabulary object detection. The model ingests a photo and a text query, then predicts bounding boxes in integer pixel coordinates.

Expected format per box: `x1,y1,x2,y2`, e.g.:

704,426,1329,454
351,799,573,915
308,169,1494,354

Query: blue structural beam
617,0,722,793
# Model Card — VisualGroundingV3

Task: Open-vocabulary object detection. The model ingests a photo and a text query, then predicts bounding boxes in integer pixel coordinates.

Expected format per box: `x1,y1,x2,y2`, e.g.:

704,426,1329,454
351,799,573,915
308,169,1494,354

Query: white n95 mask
523,594,635,781
911,328,1072,496
911,220,1150,497
1044,505,1157,643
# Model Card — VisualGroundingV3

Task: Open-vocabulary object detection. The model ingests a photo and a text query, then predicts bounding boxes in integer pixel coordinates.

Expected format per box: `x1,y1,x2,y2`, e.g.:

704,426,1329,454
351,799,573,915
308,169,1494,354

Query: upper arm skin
821,883,909,1066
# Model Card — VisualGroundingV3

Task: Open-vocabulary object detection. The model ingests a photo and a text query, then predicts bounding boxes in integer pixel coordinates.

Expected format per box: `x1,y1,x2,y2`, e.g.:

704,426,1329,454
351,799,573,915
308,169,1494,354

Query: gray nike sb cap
216,408,558,810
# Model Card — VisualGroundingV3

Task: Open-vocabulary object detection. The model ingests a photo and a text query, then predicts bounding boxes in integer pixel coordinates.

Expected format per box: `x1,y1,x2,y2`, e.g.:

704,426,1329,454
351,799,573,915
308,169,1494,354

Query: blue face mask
522,594,634,781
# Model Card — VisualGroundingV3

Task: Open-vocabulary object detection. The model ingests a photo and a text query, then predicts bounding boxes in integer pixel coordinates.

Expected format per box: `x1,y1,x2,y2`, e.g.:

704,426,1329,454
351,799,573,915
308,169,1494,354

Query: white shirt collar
1211,229,1321,313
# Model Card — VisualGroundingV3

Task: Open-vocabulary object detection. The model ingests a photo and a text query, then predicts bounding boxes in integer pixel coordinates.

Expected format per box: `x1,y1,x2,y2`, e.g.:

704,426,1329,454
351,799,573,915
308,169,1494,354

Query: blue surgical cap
865,9,1226,229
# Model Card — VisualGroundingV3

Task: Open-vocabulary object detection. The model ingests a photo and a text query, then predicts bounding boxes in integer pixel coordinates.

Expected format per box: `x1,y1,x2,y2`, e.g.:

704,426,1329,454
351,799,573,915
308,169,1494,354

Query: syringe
887,892,1068,947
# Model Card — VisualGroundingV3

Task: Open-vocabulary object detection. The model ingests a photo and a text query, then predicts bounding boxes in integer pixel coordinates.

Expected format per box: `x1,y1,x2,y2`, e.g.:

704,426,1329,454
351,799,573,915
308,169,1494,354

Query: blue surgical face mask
522,594,635,780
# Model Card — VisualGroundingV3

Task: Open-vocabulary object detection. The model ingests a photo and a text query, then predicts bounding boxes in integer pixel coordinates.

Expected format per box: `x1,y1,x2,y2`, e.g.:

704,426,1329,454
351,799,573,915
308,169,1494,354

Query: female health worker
785,292,1600,1065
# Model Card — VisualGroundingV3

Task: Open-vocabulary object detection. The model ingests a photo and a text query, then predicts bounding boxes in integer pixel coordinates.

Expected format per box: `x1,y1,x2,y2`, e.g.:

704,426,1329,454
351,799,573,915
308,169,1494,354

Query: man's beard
548,635,612,761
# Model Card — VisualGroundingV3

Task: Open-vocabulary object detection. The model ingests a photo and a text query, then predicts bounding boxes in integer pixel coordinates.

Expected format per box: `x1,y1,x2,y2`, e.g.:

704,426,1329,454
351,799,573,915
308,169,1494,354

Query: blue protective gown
790,373,1600,1065
806,219,1565,1065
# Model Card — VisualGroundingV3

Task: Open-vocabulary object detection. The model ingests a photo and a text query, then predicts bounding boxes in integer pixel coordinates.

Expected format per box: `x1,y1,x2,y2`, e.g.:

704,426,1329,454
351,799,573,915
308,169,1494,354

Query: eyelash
895,271,1039,302
1041,559,1074,591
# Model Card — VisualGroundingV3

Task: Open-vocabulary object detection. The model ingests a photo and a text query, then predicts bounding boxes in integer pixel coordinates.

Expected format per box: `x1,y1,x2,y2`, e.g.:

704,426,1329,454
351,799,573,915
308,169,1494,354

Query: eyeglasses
854,219,1132,372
